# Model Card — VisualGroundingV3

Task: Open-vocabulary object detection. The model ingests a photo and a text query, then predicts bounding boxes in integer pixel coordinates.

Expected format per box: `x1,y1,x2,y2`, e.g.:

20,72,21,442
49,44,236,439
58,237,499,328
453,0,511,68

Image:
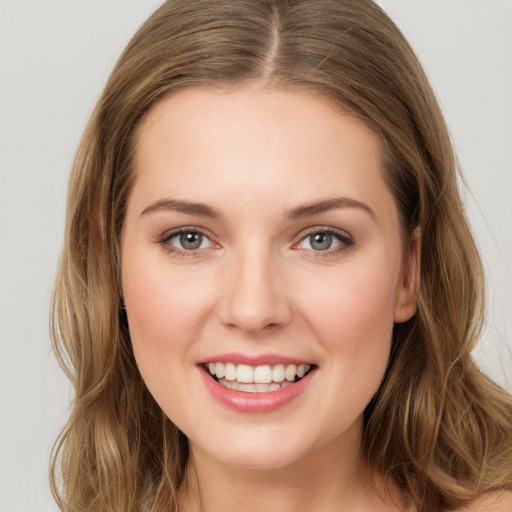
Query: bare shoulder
453,491,512,512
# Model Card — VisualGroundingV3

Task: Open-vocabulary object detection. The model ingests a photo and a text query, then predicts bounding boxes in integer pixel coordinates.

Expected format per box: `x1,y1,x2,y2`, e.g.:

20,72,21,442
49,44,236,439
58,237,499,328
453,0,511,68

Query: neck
178,421,405,512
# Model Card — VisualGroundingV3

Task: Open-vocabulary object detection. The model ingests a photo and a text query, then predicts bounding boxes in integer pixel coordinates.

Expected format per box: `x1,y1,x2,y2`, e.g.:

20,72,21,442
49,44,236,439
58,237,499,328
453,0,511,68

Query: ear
393,227,421,323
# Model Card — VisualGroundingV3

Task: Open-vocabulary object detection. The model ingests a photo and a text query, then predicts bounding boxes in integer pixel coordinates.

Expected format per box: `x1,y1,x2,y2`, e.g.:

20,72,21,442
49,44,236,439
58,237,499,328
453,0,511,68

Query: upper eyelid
160,226,213,242
296,225,353,241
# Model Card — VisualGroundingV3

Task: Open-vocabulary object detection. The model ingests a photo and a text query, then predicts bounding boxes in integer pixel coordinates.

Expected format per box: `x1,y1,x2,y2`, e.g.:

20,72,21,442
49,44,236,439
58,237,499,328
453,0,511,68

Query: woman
50,0,512,511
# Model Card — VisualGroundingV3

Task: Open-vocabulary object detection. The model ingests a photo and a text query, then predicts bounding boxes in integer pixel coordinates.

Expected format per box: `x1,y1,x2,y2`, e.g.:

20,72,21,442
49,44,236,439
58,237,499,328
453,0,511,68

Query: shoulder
452,491,512,512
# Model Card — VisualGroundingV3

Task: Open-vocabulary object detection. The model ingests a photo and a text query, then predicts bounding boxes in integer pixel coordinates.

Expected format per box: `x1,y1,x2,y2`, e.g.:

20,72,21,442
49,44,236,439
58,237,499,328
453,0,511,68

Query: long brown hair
50,1,512,510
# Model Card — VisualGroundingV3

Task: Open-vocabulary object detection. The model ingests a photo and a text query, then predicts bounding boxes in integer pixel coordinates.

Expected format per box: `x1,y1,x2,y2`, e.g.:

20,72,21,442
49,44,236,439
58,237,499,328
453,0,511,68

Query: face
121,86,419,472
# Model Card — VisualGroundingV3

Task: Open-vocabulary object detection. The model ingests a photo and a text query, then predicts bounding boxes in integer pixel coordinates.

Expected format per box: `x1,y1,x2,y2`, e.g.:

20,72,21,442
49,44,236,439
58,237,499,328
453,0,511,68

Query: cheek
121,256,217,423
121,252,212,383
123,250,207,338
300,261,399,387
304,261,397,337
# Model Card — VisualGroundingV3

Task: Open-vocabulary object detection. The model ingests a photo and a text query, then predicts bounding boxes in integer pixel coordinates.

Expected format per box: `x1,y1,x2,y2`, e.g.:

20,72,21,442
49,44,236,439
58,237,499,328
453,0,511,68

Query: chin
188,425,315,471
187,414,362,473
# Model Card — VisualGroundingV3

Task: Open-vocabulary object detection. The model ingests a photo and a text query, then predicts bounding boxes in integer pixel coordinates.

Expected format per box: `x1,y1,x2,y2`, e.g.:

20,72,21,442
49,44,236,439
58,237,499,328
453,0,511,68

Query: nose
219,247,292,334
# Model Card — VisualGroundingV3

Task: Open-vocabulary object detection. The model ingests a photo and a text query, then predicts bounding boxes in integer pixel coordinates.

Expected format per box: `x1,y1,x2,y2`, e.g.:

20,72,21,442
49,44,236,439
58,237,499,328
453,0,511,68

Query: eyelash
158,226,355,257
158,227,216,257
294,227,355,256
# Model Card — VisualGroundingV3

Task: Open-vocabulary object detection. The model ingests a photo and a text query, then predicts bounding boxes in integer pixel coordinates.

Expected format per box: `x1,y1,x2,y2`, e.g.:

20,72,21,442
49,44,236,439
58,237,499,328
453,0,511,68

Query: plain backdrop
1,1,511,510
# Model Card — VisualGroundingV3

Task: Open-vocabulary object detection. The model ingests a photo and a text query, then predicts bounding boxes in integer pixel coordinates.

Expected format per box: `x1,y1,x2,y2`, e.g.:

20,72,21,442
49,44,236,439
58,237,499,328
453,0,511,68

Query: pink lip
199,365,316,413
197,352,312,366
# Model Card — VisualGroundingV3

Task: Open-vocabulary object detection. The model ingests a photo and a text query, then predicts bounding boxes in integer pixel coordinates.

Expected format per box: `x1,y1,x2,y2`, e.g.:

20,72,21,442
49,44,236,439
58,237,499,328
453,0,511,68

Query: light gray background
1,1,511,510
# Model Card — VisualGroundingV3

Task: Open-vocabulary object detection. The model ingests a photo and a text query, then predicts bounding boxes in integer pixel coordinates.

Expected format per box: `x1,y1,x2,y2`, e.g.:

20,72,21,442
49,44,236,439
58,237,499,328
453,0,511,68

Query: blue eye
297,229,353,252
307,232,335,251
162,229,213,252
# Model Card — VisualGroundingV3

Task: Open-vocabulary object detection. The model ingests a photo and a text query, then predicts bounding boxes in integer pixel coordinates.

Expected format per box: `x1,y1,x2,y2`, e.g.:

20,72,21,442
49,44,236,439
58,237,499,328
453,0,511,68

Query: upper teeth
207,362,311,384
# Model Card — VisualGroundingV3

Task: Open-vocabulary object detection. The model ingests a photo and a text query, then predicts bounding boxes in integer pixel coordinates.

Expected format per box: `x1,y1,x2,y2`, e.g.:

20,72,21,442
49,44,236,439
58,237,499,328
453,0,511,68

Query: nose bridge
221,241,290,333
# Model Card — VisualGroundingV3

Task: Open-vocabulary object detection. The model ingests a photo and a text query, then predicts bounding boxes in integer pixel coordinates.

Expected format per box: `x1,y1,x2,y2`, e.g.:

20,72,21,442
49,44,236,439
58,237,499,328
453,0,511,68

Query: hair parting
51,1,512,511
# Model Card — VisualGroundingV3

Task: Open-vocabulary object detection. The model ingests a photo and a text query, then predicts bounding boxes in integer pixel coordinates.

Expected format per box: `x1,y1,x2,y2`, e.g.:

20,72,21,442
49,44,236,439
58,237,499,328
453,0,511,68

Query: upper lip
197,352,314,366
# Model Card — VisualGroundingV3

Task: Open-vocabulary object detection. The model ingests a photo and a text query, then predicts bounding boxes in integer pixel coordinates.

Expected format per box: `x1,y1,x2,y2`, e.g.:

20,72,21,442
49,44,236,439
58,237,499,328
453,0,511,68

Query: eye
304,232,336,251
295,228,353,253
160,228,214,253
175,231,208,250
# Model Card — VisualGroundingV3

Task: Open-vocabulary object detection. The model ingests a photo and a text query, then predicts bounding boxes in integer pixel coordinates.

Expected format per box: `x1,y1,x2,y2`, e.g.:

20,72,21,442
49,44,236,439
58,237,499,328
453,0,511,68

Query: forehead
130,86,397,224
135,85,380,162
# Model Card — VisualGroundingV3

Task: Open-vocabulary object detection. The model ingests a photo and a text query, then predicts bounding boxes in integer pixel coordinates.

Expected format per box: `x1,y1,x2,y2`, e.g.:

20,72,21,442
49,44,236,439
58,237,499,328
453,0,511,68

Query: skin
121,86,421,511
456,493,512,512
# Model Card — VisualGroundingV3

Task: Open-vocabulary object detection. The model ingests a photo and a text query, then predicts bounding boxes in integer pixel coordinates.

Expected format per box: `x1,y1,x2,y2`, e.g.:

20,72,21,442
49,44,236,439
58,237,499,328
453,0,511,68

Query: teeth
237,364,253,383
254,365,272,383
206,362,311,384
224,362,236,381
217,378,294,392
285,364,297,381
272,364,285,382
215,362,225,378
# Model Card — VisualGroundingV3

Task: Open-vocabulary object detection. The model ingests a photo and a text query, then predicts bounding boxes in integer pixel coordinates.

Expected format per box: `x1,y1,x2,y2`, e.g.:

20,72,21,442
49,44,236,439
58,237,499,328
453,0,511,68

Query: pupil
311,232,332,250
180,232,202,250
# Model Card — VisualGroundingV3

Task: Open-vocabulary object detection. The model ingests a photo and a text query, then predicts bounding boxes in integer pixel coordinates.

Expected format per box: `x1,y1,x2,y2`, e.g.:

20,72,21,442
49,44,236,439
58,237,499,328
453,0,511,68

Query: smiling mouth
204,362,314,393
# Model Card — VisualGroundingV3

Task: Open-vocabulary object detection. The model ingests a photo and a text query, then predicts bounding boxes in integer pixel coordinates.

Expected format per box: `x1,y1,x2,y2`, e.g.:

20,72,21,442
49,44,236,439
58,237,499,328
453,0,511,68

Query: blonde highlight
51,1,512,511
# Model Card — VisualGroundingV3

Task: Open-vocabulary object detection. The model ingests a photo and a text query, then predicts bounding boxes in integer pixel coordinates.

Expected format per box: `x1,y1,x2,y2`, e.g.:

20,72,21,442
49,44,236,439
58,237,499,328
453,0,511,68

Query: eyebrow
140,196,376,221
140,199,221,219
285,197,377,220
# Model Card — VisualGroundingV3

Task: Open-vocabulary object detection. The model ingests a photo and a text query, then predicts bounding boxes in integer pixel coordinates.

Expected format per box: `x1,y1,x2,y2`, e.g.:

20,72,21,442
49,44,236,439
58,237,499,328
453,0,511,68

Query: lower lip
199,367,315,413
